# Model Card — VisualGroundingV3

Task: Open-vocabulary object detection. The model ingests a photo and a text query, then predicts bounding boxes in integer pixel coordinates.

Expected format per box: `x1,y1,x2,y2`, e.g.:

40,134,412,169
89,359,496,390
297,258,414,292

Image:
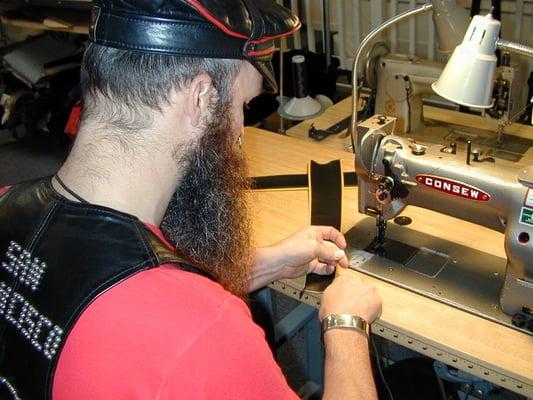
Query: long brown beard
161,102,252,299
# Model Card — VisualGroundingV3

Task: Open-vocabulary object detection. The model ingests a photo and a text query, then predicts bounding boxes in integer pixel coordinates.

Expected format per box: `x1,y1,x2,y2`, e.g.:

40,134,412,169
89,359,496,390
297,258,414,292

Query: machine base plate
346,217,531,335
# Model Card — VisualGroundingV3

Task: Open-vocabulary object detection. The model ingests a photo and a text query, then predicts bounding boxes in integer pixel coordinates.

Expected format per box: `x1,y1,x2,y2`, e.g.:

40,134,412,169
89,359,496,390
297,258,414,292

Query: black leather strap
250,172,357,191
304,160,344,293
309,160,343,231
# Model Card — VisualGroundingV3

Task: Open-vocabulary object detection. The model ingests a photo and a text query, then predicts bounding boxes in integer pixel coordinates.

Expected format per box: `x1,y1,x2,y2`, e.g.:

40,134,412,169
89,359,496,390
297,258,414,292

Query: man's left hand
249,226,350,292
273,225,350,279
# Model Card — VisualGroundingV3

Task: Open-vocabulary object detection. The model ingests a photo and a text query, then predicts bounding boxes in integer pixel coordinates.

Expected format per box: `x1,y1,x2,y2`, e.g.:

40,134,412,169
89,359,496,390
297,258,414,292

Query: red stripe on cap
253,24,301,44
0,185,12,197
186,0,249,40
247,46,276,57
186,0,301,44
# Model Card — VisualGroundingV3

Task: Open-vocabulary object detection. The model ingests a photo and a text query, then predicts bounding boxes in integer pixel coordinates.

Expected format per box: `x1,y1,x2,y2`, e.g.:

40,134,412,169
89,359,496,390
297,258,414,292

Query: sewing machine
373,53,443,133
372,52,521,142
350,114,533,334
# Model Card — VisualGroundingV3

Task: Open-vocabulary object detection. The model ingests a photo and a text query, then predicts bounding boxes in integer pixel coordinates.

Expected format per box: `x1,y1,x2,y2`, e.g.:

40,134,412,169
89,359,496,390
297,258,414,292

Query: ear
185,73,213,127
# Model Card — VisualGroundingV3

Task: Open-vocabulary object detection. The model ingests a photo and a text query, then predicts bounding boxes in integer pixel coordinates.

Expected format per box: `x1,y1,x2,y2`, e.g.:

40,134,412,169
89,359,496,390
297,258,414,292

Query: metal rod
409,0,416,54
278,36,286,134
428,10,435,60
276,0,286,134
350,2,433,155
336,0,346,69
514,0,524,41
354,0,361,49
370,0,384,29
291,0,302,49
322,0,331,67
390,0,399,52
496,39,533,58
305,0,316,52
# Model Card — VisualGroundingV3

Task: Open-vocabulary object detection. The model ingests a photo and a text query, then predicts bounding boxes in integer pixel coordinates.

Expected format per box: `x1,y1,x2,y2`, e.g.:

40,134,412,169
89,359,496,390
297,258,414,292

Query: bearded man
0,1,382,399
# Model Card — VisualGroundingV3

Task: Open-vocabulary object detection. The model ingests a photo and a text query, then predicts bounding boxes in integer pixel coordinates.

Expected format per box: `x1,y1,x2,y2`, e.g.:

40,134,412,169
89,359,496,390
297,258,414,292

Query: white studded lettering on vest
0,241,63,360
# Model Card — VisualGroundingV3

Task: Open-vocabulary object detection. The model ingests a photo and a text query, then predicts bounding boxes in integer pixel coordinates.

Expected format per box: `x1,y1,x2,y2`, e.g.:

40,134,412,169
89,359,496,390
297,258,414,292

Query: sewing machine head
371,52,519,137
366,0,471,135
354,114,533,325
372,54,443,133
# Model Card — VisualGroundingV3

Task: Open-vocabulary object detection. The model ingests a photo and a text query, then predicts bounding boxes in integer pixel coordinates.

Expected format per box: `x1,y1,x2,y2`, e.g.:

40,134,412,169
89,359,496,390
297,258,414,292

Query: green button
520,207,533,226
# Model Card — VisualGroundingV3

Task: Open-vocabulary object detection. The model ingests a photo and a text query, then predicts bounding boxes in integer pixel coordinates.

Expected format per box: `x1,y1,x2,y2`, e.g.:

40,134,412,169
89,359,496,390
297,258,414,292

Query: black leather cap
89,0,301,93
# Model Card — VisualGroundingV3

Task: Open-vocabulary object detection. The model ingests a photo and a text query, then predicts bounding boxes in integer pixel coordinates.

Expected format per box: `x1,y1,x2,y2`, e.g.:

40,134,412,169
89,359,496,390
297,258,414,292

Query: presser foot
364,214,388,252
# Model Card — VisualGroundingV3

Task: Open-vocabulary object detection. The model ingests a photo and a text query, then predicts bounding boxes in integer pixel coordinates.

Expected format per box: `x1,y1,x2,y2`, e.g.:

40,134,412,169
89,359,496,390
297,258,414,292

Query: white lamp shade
432,13,500,108
278,96,324,120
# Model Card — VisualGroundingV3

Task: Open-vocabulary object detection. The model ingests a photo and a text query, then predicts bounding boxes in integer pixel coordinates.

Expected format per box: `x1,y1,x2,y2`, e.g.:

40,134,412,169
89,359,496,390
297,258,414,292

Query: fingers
337,254,350,268
312,226,347,249
317,240,349,268
309,260,336,275
320,253,349,269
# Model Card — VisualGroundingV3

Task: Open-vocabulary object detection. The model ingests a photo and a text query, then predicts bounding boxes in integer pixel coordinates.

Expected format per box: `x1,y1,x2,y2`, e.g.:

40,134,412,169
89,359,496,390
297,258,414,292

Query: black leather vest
0,178,205,399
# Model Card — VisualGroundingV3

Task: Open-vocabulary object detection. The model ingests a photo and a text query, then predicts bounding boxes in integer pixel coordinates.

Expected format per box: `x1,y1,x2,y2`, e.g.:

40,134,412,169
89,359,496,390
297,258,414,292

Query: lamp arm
496,39,533,59
350,2,433,155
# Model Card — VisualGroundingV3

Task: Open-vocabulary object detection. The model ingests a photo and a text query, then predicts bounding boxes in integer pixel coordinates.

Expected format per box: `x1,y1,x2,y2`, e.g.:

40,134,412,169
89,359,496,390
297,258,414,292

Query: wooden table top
243,126,533,396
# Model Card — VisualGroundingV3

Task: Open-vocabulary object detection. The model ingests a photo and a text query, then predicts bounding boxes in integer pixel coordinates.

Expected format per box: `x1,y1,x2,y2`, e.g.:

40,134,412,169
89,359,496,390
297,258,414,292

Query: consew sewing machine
346,8,533,334
349,114,533,333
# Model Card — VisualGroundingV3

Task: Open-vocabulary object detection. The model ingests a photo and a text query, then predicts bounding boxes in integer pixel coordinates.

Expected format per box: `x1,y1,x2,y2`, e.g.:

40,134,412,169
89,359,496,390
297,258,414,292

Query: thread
291,55,308,99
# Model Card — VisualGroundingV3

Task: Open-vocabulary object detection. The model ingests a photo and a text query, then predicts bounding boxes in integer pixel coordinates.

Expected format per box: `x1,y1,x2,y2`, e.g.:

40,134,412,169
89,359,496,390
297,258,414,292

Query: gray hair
80,43,243,131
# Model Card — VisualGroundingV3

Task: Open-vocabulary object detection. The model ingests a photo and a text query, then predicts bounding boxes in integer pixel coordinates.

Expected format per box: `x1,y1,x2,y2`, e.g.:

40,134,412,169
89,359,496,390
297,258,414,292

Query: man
0,1,382,399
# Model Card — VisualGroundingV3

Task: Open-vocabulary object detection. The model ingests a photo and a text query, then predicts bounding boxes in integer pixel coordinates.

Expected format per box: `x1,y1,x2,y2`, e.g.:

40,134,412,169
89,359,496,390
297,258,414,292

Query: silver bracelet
321,313,369,340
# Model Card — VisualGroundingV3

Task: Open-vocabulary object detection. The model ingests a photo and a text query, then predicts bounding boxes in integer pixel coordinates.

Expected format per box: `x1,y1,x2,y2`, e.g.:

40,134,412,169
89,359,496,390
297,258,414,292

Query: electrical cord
369,327,395,400
509,100,533,125
404,77,412,133
0,23,8,46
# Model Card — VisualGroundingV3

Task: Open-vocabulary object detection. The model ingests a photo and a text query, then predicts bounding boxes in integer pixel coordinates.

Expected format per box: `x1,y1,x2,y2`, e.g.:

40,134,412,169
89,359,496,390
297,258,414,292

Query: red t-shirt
52,225,298,399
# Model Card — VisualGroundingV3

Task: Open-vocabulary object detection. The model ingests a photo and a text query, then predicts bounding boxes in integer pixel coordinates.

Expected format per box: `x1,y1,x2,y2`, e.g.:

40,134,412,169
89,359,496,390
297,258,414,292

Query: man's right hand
319,273,382,324
320,273,382,400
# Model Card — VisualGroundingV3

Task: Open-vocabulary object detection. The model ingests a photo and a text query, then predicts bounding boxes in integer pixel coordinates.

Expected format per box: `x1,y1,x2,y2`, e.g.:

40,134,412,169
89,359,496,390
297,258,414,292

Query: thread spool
278,55,324,121
292,55,308,98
